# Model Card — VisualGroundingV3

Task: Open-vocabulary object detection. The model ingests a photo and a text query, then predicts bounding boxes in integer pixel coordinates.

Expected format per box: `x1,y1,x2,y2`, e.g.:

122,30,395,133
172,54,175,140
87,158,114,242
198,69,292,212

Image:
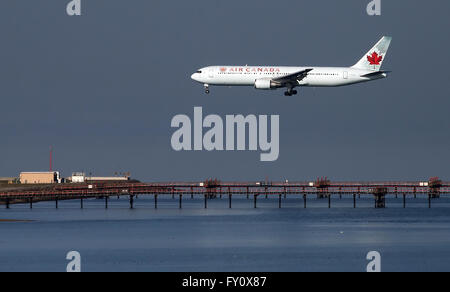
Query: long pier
0,179,449,209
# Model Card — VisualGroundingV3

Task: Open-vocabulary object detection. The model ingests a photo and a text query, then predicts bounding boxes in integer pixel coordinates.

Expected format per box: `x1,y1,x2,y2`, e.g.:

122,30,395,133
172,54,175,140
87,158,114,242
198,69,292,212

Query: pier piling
279,194,282,209
375,195,386,209
130,195,134,209
154,195,158,209
373,187,388,209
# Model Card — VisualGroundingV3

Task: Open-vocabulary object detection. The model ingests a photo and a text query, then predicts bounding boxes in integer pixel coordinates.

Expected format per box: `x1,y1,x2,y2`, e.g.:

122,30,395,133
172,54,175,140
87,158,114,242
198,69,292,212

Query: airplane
191,36,392,96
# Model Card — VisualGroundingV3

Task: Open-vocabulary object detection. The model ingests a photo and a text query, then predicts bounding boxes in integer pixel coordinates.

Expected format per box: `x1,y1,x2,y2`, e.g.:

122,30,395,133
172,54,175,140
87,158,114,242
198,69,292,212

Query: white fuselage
191,66,386,88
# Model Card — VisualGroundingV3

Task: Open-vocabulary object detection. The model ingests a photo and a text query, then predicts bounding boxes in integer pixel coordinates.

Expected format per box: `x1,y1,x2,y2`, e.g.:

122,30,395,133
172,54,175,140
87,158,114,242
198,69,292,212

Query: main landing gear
284,89,298,96
204,84,210,94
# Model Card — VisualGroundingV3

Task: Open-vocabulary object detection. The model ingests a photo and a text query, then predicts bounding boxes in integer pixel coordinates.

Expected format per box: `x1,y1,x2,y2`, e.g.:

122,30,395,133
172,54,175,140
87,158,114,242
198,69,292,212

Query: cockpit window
196,70,202,74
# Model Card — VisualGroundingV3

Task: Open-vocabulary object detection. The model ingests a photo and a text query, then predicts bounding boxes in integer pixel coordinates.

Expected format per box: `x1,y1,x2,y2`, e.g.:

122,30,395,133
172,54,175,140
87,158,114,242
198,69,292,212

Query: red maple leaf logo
220,67,227,72
367,52,383,65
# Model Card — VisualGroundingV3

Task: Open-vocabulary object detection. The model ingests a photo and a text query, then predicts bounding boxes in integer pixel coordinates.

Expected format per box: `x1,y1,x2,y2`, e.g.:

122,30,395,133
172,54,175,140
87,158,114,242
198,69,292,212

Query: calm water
1,195,450,272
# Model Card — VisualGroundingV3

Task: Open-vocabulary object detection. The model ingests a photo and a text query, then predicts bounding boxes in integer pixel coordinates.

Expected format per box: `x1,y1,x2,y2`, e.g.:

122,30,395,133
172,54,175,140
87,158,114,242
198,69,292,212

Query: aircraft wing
272,68,313,86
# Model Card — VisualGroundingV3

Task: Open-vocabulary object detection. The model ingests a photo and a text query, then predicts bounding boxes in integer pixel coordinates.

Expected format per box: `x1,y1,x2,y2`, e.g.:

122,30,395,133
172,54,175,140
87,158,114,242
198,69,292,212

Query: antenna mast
50,146,53,171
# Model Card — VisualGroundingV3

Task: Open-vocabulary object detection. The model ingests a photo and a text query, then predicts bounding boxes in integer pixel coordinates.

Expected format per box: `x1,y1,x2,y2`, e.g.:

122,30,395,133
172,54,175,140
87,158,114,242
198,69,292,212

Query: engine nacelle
254,79,278,90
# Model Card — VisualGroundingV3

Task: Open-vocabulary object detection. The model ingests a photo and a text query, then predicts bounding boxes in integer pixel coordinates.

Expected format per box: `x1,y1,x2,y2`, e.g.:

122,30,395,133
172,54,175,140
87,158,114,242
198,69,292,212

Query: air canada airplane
191,36,392,96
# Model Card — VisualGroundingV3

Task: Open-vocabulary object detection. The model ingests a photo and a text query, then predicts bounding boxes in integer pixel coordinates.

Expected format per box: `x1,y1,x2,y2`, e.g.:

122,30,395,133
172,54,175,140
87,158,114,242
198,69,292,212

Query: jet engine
254,79,280,90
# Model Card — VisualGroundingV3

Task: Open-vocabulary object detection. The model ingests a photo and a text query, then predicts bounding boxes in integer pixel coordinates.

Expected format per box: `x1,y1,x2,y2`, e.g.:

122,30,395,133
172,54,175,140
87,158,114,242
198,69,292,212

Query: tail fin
352,36,392,71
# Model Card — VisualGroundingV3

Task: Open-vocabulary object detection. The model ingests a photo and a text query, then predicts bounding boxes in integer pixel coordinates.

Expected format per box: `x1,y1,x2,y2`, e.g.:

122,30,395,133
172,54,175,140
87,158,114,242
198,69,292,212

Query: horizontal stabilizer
361,70,391,77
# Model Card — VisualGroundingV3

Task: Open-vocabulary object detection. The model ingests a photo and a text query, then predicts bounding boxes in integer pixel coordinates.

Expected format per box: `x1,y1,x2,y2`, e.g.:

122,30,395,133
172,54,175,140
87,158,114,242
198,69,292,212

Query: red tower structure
49,146,53,172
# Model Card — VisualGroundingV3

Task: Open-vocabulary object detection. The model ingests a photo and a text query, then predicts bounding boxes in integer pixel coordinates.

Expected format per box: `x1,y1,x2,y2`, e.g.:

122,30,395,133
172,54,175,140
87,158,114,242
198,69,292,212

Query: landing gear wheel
204,84,210,94
285,89,295,96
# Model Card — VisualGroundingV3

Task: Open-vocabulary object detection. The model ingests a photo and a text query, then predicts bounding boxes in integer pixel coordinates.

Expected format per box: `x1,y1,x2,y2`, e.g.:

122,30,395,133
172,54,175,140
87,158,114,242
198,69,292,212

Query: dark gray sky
1,0,449,182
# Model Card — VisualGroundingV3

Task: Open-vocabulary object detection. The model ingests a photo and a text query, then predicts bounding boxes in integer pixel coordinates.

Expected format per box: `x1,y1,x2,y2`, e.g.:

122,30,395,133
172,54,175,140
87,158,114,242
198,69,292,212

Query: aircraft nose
191,73,200,82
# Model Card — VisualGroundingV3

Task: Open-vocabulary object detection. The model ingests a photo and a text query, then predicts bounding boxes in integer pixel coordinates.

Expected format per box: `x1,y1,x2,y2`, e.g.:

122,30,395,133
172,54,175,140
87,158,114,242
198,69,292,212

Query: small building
20,172,61,184
85,176,130,183
71,172,86,183
0,177,17,185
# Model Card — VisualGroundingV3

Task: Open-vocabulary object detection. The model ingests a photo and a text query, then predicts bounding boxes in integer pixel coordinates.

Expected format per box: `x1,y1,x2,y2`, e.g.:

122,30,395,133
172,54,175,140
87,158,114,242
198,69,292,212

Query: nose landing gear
204,84,210,94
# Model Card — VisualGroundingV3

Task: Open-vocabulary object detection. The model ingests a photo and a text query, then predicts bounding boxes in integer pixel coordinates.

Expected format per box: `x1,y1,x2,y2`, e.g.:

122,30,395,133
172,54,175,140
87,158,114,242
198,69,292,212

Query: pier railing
1,181,449,209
